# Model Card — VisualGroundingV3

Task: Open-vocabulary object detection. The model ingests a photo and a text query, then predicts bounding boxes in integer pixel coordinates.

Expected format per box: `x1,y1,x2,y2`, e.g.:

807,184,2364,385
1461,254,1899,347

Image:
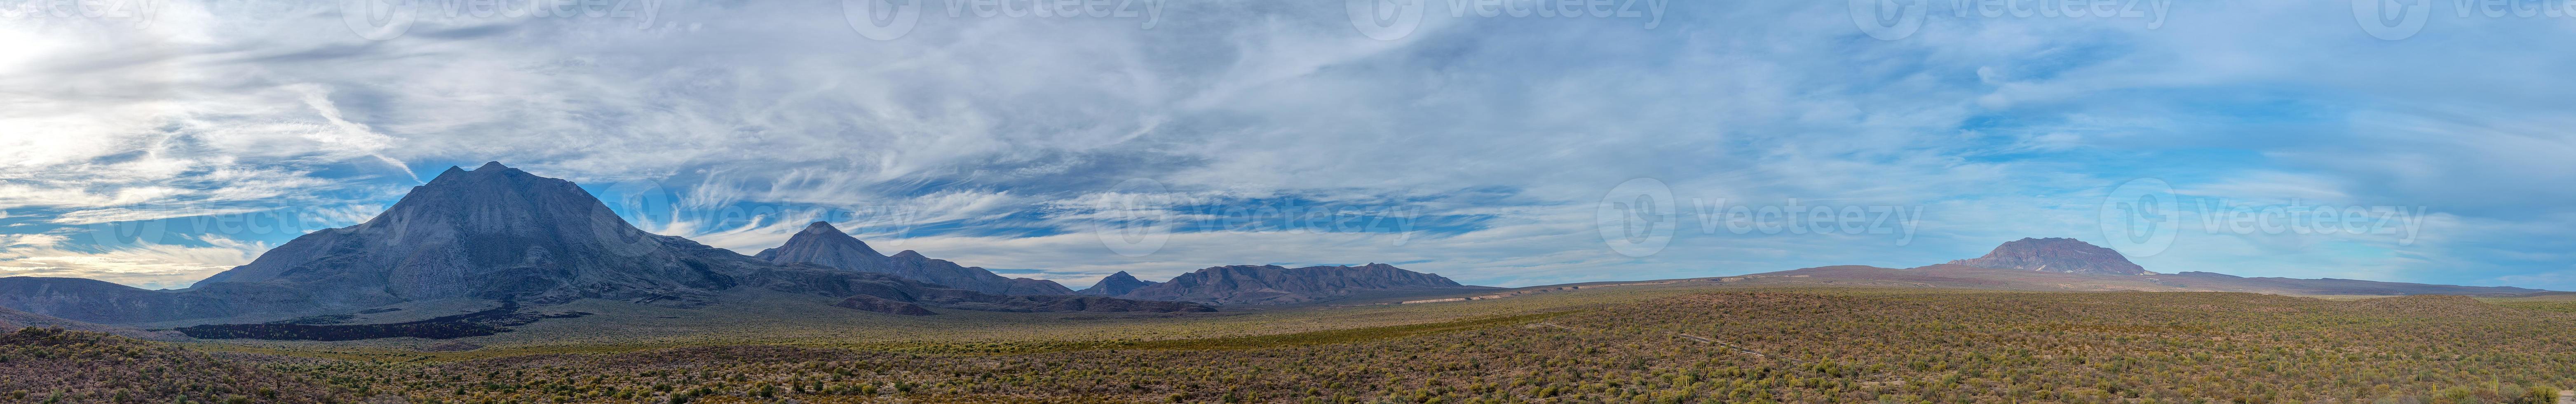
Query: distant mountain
1731,238,2547,296
2162,271,2546,296
1078,271,1159,296
1743,265,2547,296
194,162,744,308
755,222,1075,296
1116,264,1486,305
1947,237,2152,275
0,304,167,338
0,162,1204,326
0,277,248,324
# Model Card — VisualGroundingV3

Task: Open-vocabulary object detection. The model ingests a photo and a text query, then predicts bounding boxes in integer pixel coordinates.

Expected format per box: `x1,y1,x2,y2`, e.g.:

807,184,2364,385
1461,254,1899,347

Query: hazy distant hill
1117,264,1490,305
1743,238,2546,296
756,222,1075,296
1078,271,1160,296
0,305,174,339
0,277,212,324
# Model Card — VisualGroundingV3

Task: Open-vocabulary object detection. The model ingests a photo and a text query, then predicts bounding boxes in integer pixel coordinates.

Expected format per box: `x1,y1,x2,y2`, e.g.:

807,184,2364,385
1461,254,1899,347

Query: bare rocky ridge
1117,264,1485,305
1078,271,1160,296
755,221,1075,295
1947,237,2153,275
194,162,744,308
0,162,1203,326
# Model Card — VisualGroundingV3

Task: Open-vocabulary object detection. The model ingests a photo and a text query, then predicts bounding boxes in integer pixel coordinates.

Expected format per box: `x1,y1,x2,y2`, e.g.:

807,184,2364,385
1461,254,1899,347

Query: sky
0,0,2569,291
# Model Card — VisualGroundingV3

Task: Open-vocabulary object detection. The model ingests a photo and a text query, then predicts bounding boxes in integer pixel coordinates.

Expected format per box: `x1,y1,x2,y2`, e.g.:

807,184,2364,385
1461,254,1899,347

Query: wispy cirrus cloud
0,0,2570,291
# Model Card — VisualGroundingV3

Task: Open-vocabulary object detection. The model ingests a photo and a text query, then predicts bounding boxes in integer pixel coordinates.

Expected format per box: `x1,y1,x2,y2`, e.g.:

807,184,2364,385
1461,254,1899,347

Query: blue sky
0,0,2569,291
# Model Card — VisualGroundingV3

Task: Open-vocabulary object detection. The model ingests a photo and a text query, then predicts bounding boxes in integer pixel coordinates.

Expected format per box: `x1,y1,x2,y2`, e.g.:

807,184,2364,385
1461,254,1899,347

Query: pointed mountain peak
1081,270,1159,296
370,161,624,236
1099,271,1145,282
757,221,883,261
801,221,843,233
196,164,739,307
425,161,537,185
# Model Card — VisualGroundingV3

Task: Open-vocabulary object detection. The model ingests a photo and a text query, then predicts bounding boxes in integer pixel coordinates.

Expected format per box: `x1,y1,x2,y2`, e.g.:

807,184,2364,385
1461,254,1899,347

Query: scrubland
9,286,2575,404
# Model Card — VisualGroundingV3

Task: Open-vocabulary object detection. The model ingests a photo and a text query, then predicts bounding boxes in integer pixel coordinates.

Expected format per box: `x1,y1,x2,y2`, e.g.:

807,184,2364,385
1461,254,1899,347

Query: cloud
0,234,269,290
0,0,2568,290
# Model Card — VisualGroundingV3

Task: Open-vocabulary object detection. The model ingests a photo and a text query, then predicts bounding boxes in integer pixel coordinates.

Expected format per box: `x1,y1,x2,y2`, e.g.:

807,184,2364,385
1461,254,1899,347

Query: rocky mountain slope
755,222,1073,296
1078,271,1160,296
0,163,1202,326
194,162,746,308
1947,237,2152,275
1115,264,1485,305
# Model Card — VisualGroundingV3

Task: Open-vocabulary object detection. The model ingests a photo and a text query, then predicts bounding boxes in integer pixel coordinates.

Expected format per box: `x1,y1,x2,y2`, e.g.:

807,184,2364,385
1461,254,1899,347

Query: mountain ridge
1079,271,1160,296
1116,263,1489,305
755,221,1075,296
0,163,1203,327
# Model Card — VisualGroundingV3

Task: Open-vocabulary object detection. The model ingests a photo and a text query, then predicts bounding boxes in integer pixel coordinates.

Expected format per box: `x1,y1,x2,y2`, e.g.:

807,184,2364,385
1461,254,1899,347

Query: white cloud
0,234,268,289
0,0,2567,290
